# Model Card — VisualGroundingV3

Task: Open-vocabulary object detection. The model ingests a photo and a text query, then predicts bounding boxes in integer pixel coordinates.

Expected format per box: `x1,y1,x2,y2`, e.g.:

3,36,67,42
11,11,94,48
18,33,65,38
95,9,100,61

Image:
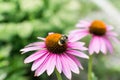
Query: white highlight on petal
48,32,54,35
37,37,45,41
25,42,45,48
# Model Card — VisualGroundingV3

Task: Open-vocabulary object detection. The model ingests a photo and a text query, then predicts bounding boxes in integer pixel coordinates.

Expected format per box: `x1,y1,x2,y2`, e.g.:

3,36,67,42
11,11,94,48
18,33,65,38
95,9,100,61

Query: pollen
89,20,107,36
45,33,67,54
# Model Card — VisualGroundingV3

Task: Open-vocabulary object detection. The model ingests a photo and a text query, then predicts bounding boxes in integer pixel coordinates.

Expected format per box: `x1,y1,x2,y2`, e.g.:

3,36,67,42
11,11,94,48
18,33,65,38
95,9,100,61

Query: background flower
70,20,119,55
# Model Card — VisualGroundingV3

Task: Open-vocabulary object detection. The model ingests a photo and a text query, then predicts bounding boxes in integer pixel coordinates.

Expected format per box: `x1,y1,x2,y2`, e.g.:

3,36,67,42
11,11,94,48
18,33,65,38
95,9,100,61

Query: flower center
45,33,68,54
89,20,107,36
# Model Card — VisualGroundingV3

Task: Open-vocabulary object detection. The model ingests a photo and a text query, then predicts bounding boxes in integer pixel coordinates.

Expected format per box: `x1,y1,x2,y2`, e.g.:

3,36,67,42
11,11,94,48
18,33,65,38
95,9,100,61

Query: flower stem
88,55,93,80
55,69,62,80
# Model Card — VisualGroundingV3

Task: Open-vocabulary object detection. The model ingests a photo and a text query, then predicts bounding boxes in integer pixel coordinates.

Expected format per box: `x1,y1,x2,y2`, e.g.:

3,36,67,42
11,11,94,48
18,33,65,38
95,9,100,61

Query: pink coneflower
70,20,119,55
20,32,88,79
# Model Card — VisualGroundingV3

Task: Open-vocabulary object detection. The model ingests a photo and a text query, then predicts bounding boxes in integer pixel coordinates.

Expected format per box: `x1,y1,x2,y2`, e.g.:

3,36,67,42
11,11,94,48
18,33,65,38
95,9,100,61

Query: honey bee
58,35,68,46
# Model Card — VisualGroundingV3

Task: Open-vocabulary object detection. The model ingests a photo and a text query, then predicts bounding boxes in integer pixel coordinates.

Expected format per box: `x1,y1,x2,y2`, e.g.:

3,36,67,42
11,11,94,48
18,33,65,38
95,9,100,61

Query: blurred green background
0,0,120,80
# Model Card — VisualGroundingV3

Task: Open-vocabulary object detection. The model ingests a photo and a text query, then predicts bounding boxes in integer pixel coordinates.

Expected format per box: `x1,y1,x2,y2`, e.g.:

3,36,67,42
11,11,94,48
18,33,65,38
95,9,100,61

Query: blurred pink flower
70,20,119,55
20,33,88,79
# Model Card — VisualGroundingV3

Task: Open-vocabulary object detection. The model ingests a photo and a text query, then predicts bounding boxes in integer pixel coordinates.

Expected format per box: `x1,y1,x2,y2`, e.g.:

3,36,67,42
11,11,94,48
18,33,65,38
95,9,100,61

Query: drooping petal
89,37,94,54
46,54,56,76
106,31,118,37
89,36,100,54
100,37,107,54
35,54,50,76
104,37,113,54
24,50,47,63
67,50,89,59
31,53,49,71
106,31,120,44
60,54,72,79
93,36,100,53
110,36,120,44
64,54,79,74
56,55,62,73
68,54,83,69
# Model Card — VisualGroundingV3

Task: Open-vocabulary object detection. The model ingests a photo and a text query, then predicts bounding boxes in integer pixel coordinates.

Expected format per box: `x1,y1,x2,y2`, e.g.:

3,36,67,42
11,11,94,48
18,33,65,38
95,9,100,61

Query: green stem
55,69,62,80
88,55,93,80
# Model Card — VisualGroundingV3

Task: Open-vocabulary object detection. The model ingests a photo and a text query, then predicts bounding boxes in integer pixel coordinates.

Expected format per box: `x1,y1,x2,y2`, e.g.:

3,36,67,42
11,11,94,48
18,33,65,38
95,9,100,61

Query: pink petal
56,55,62,73
68,29,89,42
69,41,85,46
104,37,113,54
46,54,56,76
20,47,41,54
70,29,86,34
60,55,72,79
68,54,83,69
106,31,118,37
64,54,79,74
67,50,89,59
111,36,120,44
106,31,119,44
68,42,87,51
76,20,91,28
35,54,50,76
89,36,94,55
100,37,107,54
31,53,49,71
89,36,100,54
93,36,100,53
106,25,113,31
24,50,47,63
